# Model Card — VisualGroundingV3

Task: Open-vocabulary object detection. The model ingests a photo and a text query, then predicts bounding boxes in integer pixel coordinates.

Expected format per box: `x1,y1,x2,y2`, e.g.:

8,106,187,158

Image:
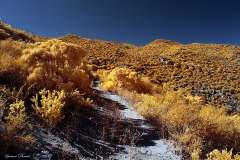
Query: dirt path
24,81,182,159
91,83,182,160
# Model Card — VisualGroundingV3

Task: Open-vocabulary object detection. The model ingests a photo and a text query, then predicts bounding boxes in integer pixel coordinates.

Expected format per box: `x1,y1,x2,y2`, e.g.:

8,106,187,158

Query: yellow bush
98,68,151,93
102,81,115,91
0,39,27,85
31,88,66,125
81,97,93,108
5,100,27,134
2,100,35,154
134,93,164,118
0,38,28,57
0,53,16,74
163,89,187,105
132,90,240,158
18,39,91,93
207,148,240,160
198,106,240,145
191,148,202,160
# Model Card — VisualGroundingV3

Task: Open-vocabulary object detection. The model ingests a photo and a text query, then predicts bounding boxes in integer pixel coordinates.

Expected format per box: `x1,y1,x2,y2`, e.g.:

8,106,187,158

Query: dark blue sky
0,0,240,46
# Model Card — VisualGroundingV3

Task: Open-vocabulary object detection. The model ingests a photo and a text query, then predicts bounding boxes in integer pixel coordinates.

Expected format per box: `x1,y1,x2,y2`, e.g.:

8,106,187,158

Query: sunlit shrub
132,89,240,159
0,38,29,57
5,100,27,136
81,97,93,108
98,68,151,93
207,148,240,160
198,106,240,147
18,39,91,93
0,39,28,85
31,88,66,125
1,100,35,154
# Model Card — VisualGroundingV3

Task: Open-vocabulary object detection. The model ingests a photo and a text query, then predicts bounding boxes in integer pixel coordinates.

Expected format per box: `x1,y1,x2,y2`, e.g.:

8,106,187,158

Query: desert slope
0,21,240,159
59,34,240,110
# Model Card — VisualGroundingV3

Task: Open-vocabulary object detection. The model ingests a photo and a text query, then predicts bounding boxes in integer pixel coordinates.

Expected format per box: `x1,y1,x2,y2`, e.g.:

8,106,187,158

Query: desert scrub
0,20,33,42
31,88,66,125
81,97,93,108
0,39,29,85
133,90,240,159
18,39,91,93
98,68,152,93
207,148,240,160
1,100,35,154
0,39,27,57
102,76,240,159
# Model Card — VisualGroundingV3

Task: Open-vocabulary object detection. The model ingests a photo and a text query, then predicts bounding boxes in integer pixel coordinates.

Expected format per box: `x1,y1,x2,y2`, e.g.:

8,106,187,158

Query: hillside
0,21,240,159
59,34,240,110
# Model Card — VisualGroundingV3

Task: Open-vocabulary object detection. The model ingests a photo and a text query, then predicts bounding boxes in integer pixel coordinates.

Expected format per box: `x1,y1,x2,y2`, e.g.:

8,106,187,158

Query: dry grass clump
0,20,50,42
0,20,33,42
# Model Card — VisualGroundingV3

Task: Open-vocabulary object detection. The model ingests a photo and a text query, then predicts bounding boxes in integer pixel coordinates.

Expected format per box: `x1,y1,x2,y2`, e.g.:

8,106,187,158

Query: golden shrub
186,93,205,105
98,68,151,93
0,38,28,57
102,81,115,91
31,88,66,125
18,39,91,93
0,40,28,85
5,100,26,134
191,148,202,160
199,106,240,144
132,89,240,158
134,93,164,118
163,89,187,105
0,53,16,74
81,97,93,108
207,148,240,160
2,100,35,154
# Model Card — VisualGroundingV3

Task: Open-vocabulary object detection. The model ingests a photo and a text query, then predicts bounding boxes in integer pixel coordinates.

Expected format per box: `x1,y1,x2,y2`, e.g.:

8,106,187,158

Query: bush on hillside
0,39,29,85
18,39,91,93
31,88,66,125
207,148,240,160
134,91,240,159
98,68,152,93
1,100,35,154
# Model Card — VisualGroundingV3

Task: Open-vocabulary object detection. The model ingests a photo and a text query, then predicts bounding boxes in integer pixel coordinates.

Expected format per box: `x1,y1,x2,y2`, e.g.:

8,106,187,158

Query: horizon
0,0,240,46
